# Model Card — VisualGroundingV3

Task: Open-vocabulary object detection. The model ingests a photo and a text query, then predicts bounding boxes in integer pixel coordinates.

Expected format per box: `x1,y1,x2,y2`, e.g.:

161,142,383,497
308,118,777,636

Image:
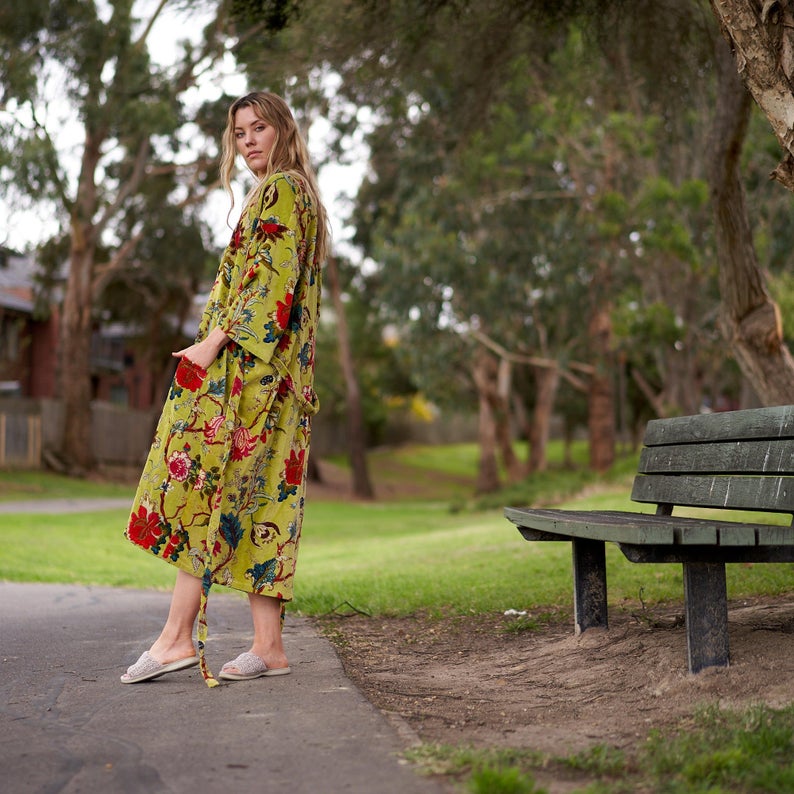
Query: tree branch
468,327,592,391
96,137,151,235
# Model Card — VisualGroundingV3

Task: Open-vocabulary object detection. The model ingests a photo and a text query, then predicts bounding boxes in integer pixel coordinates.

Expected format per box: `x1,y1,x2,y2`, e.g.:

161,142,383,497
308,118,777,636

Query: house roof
0,248,36,314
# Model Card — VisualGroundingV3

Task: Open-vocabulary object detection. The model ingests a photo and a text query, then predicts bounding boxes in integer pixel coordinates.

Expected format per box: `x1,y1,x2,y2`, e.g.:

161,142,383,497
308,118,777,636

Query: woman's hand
172,327,230,371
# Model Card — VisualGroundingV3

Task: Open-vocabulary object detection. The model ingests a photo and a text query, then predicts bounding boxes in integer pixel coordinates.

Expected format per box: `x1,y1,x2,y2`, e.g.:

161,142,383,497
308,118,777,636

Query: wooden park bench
505,405,794,673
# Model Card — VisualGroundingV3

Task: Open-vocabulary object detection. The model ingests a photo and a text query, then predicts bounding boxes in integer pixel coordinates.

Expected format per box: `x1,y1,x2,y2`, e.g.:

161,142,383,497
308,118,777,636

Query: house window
0,315,20,361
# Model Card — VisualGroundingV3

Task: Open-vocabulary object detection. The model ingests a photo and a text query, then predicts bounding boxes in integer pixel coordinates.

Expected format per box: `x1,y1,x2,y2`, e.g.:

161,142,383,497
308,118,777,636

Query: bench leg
682,561,730,673
571,538,608,633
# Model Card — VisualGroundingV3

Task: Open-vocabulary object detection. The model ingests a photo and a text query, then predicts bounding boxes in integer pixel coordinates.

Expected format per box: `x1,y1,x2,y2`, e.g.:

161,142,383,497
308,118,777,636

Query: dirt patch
318,596,794,783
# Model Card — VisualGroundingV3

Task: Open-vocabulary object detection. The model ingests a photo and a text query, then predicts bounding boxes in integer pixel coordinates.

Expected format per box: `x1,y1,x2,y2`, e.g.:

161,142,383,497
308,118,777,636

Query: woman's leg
147,569,202,663
223,593,289,673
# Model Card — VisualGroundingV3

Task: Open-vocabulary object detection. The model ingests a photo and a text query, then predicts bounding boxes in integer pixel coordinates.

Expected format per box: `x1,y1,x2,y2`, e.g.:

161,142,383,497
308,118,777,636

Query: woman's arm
172,326,230,371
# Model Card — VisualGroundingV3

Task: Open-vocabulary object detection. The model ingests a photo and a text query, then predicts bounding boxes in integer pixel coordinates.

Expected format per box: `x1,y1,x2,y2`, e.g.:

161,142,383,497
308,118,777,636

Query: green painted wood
571,539,608,633
504,507,675,544
638,439,794,475
504,506,794,547
630,474,794,513
618,544,794,563
757,525,794,545
683,562,730,672
672,525,717,544
716,525,757,546
643,405,794,446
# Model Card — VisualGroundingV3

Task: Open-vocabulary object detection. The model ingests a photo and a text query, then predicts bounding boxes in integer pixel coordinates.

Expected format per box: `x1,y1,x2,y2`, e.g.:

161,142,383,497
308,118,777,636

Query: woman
121,92,328,687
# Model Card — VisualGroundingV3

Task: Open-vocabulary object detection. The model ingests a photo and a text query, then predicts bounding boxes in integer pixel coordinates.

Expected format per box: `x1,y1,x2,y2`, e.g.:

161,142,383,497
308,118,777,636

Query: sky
0,0,369,258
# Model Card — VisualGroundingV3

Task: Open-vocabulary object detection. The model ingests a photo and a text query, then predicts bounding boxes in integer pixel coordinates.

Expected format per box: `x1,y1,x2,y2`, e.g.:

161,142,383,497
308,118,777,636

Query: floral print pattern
125,174,321,686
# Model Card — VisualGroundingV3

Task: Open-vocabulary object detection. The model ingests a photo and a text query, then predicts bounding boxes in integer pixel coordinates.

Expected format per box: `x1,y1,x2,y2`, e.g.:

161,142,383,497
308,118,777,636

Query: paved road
0,582,448,793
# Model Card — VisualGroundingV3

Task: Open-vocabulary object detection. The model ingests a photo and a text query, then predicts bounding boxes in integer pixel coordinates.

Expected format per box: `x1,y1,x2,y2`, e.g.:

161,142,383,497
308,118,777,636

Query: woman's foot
148,637,197,666
219,651,291,681
120,650,199,684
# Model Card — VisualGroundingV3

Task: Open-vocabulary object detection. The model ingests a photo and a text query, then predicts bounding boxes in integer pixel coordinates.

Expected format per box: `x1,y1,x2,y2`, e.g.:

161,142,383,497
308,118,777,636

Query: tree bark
528,363,560,473
325,256,374,499
59,132,102,471
587,302,615,472
59,245,96,472
494,357,524,482
472,349,501,494
707,32,794,404
710,0,794,192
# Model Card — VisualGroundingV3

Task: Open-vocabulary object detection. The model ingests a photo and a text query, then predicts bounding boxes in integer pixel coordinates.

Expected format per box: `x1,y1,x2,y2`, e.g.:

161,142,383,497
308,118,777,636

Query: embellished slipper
120,651,200,684
218,652,291,681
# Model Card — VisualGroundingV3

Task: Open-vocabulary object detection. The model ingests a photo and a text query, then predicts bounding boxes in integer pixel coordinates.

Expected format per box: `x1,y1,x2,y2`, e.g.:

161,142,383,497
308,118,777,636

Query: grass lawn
1,446,792,617
0,469,134,501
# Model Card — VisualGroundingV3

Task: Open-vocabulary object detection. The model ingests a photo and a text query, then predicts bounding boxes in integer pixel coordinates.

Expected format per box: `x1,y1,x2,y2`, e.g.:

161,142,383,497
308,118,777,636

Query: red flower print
167,449,192,482
127,505,162,550
284,449,305,486
193,469,207,491
175,358,206,392
229,224,244,252
261,221,287,238
203,414,224,443
275,292,293,329
232,376,243,397
161,535,179,559
252,219,289,245
230,426,257,461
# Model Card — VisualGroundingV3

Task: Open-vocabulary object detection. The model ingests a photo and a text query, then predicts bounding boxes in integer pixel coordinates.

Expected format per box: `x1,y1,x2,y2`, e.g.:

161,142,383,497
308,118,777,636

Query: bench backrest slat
633,406,794,515
638,439,794,475
642,405,794,446
631,474,794,514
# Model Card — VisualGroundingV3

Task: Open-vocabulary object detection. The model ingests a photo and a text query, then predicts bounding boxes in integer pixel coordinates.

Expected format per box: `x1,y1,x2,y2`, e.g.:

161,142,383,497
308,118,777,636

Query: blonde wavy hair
220,91,330,263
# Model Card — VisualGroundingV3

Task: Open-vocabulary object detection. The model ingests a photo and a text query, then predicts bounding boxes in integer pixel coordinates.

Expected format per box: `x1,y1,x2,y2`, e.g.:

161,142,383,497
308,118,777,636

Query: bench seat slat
643,405,794,446
631,474,794,513
505,507,674,543
638,439,794,475
672,525,716,544
757,525,794,544
504,507,792,546
717,525,756,546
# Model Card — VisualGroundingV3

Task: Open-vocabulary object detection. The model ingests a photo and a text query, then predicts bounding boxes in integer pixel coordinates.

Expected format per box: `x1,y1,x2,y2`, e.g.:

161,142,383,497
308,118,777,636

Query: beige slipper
218,652,291,681
120,651,199,684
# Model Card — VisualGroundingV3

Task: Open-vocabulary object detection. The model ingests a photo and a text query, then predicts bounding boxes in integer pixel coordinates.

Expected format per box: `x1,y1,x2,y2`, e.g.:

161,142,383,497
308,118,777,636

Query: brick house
0,246,195,409
0,247,58,399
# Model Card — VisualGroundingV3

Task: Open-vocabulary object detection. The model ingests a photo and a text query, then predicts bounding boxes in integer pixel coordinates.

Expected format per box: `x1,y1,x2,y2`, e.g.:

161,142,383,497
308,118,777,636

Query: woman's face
234,105,277,176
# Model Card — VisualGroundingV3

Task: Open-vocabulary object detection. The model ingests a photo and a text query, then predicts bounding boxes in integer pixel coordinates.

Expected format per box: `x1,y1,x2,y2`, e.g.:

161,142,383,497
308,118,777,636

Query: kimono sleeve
215,176,302,364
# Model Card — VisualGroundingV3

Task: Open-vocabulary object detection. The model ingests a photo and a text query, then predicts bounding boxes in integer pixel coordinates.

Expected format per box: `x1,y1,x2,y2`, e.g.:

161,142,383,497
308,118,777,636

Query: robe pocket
174,357,208,392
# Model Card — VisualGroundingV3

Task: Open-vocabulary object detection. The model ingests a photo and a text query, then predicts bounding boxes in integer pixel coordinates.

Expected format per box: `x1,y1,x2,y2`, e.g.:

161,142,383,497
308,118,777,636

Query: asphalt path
0,579,448,792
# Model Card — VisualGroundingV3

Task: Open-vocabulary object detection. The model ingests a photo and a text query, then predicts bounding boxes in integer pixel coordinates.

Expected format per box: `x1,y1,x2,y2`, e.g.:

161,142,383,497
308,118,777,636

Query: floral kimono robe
125,173,321,686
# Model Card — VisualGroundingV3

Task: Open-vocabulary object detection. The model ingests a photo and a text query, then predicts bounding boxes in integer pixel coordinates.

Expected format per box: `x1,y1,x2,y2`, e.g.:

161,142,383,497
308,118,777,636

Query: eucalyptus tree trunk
587,301,615,472
471,349,501,494
494,357,524,483
709,0,794,191
707,33,794,404
59,135,103,472
325,256,374,499
528,364,560,473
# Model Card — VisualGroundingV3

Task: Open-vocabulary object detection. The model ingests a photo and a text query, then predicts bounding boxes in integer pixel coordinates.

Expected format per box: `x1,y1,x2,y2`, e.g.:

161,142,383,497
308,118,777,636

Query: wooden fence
0,412,42,467
0,399,157,469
